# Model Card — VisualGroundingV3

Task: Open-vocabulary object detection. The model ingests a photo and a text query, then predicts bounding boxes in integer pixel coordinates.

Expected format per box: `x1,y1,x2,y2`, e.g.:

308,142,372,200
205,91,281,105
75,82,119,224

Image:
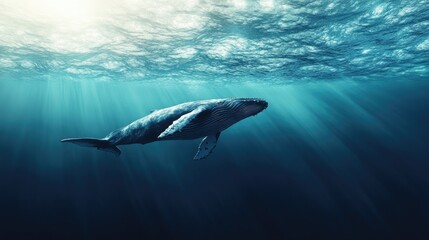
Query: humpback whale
61,98,268,160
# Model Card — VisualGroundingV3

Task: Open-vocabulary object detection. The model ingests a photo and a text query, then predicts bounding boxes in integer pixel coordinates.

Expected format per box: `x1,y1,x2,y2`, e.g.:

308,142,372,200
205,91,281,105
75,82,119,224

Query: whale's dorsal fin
158,106,208,139
194,132,221,160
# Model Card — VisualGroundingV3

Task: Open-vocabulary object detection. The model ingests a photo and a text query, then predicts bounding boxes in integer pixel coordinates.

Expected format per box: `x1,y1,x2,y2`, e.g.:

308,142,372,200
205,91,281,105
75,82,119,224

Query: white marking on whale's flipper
193,132,220,160
158,106,207,139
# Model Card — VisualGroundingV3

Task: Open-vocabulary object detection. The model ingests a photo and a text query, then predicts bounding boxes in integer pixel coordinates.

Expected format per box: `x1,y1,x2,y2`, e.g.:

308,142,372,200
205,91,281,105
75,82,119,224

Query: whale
61,98,268,160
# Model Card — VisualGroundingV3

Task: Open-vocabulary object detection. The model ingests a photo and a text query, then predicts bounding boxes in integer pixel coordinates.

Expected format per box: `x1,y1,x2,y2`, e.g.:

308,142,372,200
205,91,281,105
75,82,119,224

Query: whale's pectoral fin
194,132,220,160
158,106,208,139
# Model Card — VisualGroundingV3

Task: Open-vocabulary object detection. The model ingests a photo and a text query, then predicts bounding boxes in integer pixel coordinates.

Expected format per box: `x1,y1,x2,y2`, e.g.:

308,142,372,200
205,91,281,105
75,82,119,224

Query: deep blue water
1,0,429,239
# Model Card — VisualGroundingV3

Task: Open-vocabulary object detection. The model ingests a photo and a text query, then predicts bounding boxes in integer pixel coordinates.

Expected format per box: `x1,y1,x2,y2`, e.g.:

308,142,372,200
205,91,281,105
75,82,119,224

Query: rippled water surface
1,0,429,82
1,0,429,239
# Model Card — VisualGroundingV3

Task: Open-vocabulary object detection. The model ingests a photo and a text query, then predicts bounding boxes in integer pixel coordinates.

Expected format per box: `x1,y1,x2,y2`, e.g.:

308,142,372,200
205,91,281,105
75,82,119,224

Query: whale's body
61,98,268,160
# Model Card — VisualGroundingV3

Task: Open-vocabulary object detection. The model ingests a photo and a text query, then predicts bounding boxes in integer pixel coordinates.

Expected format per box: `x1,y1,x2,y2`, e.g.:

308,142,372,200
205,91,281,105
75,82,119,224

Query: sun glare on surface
38,0,92,19
4,0,97,27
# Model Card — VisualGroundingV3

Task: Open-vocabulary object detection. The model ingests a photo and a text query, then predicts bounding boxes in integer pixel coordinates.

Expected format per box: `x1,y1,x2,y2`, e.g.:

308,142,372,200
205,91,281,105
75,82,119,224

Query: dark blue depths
0,79,428,239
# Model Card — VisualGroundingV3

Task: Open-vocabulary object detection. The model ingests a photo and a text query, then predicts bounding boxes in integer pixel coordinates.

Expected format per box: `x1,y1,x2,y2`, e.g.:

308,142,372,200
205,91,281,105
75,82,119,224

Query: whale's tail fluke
60,138,121,156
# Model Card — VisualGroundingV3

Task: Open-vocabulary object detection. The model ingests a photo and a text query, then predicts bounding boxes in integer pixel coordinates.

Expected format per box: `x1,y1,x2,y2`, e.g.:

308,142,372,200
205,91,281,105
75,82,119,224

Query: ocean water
1,0,429,239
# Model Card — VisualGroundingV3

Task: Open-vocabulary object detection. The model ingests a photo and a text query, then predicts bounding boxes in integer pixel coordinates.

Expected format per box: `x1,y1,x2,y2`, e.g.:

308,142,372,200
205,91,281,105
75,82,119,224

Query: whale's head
221,98,268,119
